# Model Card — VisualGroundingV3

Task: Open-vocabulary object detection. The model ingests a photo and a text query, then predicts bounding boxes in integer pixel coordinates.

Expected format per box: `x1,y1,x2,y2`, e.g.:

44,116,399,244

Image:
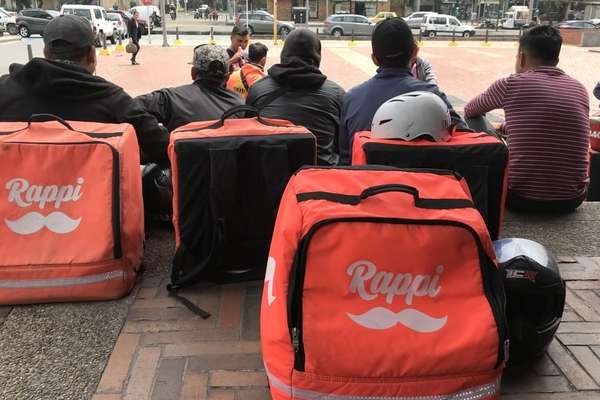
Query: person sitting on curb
227,42,268,99
0,14,168,163
339,18,467,165
465,25,589,213
136,44,244,133
246,29,345,166
227,26,250,72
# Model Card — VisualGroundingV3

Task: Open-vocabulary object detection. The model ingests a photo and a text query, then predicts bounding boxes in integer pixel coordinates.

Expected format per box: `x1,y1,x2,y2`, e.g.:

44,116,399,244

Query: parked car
590,18,600,26
106,11,127,38
0,7,17,35
369,11,397,23
420,14,476,38
236,11,295,36
0,7,16,17
16,9,56,37
324,14,376,36
61,5,116,44
403,11,437,29
557,20,599,29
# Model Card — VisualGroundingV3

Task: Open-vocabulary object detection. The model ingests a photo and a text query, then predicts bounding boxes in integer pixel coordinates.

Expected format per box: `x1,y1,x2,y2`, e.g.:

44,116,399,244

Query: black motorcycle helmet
494,238,565,361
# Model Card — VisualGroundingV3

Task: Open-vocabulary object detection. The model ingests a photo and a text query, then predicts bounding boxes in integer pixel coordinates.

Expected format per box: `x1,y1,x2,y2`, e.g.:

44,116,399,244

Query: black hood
9,58,122,101
268,29,327,89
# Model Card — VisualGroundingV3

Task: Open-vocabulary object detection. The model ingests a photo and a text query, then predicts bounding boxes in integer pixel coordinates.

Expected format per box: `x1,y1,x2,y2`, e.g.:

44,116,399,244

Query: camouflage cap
192,44,229,73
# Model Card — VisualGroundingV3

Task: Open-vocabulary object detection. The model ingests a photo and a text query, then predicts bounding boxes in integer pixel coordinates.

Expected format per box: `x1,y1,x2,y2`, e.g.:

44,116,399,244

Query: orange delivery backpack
261,166,508,400
0,115,144,305
352,130,508,240
168,106,316,317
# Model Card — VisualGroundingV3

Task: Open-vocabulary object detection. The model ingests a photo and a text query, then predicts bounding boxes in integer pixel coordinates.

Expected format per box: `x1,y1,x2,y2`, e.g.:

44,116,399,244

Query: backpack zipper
287,216,507,372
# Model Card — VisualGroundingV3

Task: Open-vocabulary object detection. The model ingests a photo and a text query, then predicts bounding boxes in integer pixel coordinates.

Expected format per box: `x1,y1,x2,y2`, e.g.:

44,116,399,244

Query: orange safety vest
227,63,266,99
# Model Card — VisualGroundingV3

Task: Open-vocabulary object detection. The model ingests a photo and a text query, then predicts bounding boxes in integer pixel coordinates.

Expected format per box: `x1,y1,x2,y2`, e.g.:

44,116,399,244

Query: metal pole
325,0,328,18
160,0,169,47
306,0,309,25
273,0,278,43
485,27,489,43
147,5,152,44
27,43,33,60
246,0,248,26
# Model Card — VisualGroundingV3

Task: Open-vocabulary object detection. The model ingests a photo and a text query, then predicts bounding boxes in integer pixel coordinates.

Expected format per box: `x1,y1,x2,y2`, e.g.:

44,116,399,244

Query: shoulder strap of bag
240,69,250,92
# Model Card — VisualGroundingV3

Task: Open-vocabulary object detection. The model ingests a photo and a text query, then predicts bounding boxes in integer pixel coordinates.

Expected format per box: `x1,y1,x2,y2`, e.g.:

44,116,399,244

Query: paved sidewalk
90,206,600,400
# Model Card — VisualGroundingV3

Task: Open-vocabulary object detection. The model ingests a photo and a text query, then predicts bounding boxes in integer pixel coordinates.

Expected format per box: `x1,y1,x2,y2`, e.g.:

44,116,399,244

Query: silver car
324,14,376,37
237,11,294,36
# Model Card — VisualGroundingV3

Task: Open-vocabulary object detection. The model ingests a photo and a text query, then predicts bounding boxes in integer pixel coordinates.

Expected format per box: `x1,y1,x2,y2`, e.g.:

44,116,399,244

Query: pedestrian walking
127,10,142,65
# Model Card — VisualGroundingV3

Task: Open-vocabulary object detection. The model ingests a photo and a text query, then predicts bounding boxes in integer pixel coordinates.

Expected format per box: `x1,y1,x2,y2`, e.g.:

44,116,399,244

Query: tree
15,0,31,11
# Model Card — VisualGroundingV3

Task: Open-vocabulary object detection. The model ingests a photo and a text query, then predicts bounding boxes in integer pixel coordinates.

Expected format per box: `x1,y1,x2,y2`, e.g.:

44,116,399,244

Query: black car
108,9,148,35
16,8,56,37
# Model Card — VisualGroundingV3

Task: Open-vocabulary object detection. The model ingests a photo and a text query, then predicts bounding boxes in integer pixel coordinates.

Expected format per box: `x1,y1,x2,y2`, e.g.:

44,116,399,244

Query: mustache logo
347,307,448,333
5,211,82,235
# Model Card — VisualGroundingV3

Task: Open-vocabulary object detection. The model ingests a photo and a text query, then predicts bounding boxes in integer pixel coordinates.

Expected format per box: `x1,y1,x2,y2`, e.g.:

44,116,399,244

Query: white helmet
371,91,452,141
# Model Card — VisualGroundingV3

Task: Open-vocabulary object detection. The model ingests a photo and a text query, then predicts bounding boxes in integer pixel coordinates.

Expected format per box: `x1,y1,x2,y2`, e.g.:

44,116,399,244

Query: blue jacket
339,67,466,165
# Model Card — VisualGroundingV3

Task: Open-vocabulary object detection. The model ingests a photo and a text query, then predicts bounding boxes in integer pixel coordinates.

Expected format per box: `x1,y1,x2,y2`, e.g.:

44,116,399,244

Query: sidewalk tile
124,347,162,400
164,341,261,357
96,334,140,393
547,340,598,390
151,358,186,400
210,371,268,388
180,369,208,400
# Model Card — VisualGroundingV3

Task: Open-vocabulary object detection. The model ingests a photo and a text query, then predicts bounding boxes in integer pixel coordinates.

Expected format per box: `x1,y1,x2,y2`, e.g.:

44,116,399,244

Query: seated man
465,25,589,213
246,29,345,166
339,18,466,165
0,14,168,163
136,44,244,133
227,26,250,72
227,42,268,99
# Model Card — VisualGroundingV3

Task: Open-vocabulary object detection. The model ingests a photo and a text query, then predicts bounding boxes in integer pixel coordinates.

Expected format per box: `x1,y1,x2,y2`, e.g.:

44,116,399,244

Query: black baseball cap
372,18,416,67
43,14,95,49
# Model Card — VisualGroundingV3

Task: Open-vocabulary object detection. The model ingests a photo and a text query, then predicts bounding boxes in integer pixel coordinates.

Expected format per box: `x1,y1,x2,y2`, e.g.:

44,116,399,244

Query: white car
60,4,116,44
0,7,17,35
420,14,476,38
107,11,127,39
403,11,437,29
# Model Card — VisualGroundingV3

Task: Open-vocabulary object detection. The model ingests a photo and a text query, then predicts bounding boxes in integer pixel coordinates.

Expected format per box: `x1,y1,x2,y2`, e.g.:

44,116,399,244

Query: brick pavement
92,253,600,399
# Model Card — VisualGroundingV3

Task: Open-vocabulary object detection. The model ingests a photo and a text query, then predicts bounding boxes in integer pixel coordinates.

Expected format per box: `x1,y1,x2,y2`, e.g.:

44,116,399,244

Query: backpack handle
297,184,473,210
28,114,75,131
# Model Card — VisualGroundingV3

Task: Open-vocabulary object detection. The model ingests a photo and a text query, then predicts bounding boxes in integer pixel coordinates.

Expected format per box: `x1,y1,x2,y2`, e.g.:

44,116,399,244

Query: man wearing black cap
246,29,345,166
0,14,168,163
338,18,466,165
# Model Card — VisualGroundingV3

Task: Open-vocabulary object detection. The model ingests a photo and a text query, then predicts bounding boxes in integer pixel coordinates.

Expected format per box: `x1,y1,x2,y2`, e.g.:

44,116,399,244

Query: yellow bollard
208,27,216,45
348,29,356,48
114,32,125,53
174,27,183,46
99,33,111,56
448,30,458,47
481,29,491,47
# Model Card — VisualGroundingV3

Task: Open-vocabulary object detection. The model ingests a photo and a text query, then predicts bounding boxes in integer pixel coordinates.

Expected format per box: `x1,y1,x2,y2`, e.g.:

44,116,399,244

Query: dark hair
231,25,249,37
45,39,91,63
519,25,562,65
371,18,415,68
248,42,268,63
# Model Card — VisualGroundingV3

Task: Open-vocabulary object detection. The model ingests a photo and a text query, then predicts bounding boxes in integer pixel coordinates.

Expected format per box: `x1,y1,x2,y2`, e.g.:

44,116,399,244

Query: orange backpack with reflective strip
261,166,507,400
0,115,144,305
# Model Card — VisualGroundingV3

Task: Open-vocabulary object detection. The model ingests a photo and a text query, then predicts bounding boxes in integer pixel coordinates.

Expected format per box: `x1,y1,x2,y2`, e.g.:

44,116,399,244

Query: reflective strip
265,367,500,400
0,270,124,289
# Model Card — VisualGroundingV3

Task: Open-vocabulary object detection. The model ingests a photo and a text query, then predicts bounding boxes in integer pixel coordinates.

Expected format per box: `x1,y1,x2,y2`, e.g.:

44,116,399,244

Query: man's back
136,80,244,133
465,67,589,201
0,58,167,162
246,76,345,166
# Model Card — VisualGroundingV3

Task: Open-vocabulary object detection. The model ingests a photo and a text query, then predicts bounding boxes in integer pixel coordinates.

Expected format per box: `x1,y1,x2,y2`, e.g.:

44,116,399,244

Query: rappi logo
346,260,448,333
3,177,84,235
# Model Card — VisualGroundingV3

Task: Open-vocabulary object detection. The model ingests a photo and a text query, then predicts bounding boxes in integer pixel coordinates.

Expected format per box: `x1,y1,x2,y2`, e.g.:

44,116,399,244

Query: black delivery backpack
352,130,508,240
168,106,316,316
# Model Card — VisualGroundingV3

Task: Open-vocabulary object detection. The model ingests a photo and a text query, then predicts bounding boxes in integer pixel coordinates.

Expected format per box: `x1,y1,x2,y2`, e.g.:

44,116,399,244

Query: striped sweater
465,66,589,201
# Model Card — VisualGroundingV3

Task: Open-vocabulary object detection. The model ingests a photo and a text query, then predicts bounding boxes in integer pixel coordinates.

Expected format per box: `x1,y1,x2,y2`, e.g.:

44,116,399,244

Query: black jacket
246,77,344,166
128,19,142,42
0,58,169,163
136,79,244,132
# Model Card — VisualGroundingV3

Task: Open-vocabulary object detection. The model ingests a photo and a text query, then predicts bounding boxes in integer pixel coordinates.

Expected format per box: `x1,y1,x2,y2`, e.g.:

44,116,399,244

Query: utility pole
414,0,421,12
160,0,169,47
